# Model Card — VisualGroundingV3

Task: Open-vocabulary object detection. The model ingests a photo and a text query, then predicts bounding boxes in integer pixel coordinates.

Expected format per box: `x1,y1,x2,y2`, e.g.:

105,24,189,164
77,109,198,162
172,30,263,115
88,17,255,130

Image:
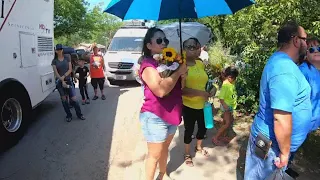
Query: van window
108,37,143,51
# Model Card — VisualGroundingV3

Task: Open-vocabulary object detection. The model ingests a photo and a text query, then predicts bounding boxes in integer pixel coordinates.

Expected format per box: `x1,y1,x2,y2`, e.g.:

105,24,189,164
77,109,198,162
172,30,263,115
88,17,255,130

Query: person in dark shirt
75,59,90,105
51,44,85,122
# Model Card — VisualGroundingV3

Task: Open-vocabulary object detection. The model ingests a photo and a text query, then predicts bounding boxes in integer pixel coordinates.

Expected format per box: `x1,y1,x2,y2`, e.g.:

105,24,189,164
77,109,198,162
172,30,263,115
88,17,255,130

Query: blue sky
88,0,109,8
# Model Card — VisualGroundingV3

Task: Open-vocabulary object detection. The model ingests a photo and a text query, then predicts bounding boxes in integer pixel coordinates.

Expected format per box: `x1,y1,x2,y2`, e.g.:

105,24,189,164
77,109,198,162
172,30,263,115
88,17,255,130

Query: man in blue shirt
244,21,312,179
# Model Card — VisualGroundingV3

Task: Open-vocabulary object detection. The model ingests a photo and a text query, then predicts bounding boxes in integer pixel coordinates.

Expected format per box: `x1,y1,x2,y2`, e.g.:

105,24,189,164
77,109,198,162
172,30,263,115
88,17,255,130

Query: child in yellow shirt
212,66,239,146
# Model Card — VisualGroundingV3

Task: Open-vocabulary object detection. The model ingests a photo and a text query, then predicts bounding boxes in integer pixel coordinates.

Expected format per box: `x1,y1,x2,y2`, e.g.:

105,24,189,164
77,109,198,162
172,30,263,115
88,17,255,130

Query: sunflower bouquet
154,47,186,78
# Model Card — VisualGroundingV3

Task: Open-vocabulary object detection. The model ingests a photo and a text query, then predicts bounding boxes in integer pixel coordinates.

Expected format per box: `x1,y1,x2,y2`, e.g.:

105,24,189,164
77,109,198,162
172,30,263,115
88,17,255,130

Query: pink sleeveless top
139,57,182,125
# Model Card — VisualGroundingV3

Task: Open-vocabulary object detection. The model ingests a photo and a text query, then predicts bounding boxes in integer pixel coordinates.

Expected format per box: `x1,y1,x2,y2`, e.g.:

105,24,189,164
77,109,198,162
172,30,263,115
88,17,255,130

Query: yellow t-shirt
218,81,237,110
182,60,208,109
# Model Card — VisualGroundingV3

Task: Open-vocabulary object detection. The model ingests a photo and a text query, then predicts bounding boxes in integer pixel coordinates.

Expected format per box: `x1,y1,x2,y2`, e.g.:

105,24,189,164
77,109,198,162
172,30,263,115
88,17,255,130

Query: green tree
54,0,88,38
54,2,122,47
83,4,123,46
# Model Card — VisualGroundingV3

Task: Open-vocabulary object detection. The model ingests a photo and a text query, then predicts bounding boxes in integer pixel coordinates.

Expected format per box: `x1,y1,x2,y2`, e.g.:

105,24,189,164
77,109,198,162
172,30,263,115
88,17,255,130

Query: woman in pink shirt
139,27,187,180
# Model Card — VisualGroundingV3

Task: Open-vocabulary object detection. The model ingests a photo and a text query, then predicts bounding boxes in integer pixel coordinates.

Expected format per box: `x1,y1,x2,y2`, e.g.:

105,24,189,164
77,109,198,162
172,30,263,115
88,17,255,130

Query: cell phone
254,132,272,160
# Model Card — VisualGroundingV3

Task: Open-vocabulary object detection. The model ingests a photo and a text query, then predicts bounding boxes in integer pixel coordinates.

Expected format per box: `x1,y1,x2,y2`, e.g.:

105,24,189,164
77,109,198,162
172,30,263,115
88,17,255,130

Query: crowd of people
51,19,319,180
51,44,106,122
138,27,238,180
137,20,319,180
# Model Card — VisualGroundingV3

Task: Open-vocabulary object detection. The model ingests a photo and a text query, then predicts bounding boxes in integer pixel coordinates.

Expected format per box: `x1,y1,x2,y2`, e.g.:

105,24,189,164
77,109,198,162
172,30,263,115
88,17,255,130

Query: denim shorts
140,112,177,143
220,104,233,112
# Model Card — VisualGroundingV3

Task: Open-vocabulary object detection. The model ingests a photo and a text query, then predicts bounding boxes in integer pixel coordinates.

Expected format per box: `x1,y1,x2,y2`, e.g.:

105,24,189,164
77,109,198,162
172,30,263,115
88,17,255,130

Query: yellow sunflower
162,47,177,62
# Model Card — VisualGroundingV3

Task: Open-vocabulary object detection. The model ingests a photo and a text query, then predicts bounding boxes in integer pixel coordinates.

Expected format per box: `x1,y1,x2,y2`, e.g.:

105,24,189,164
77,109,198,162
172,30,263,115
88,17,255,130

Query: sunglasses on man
155,38,169,45
308,46,320,53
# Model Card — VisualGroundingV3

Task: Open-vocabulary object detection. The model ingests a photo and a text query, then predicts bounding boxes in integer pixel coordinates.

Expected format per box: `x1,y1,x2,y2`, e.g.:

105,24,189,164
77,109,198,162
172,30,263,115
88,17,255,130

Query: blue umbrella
104,0,255,52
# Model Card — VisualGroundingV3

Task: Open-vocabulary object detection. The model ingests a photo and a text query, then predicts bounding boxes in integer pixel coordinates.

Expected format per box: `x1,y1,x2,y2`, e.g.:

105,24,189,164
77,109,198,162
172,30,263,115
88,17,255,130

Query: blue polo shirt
251,52,312,152
299,62,320,131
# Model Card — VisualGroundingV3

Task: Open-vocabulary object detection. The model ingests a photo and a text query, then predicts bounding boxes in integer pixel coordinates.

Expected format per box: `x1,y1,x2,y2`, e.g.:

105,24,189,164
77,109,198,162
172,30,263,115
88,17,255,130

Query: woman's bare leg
145,142,165,180
158,134,175,179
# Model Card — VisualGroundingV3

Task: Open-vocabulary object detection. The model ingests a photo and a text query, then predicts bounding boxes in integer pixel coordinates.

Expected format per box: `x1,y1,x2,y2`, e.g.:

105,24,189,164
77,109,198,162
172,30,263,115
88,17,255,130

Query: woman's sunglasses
308,46,320,53
156,38,169,45
185,45,200,51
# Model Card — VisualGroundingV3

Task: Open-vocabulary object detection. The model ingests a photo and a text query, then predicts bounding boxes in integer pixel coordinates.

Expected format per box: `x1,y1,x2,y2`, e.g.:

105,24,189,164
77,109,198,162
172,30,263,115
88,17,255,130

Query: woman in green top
212,66,239,146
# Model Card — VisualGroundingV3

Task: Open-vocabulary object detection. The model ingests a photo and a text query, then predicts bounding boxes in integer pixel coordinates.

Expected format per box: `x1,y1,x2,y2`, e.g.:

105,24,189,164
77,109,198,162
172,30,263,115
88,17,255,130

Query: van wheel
0,89,30,152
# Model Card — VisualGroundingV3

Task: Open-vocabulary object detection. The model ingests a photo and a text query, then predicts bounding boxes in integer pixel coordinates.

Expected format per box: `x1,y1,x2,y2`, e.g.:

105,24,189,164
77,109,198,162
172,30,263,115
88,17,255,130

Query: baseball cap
55,44,63,50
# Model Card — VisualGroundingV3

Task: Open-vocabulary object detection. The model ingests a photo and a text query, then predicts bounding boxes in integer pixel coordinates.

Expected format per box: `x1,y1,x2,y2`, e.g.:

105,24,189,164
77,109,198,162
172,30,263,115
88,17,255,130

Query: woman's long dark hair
54,52,58,60
142,27,164,57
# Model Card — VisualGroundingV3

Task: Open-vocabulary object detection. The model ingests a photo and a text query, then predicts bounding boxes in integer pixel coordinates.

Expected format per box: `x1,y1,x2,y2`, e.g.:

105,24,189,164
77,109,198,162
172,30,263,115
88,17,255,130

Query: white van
104,26,148,83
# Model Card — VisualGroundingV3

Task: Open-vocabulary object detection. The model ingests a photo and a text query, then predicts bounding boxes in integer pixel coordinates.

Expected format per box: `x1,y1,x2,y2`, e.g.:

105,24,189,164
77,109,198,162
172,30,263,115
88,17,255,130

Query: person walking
212,66,239,146
75,59,90,105
90,46,106,100
244,21,312,179
181,38,211,167
139,27,187,180
52,44,85,122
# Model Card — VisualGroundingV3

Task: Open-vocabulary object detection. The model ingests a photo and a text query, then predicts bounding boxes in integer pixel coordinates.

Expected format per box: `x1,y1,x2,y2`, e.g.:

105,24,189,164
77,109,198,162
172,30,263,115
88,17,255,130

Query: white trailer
0,0,55,150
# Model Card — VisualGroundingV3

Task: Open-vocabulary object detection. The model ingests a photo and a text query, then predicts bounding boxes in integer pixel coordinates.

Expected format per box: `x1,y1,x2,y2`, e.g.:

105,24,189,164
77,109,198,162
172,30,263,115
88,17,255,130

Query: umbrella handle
179,18,183,56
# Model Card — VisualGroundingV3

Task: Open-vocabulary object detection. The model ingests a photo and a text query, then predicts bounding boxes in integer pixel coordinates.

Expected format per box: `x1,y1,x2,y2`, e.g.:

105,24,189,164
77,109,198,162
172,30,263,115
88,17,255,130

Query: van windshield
108,37,143,52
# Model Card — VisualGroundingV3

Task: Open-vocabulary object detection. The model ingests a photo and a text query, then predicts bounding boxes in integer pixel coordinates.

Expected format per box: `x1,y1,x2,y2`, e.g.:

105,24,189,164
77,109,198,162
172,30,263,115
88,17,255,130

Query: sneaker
66,117,72,122
78,115,86,120
92,96,98,100
85,99,90,104
101,95,106,100
82,100,86,105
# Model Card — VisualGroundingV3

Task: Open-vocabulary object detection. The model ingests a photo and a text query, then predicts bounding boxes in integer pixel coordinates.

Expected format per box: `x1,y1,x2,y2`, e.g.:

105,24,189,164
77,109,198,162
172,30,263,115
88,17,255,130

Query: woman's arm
52,65,64,81
62,62,73,77
219,99,229,111
101,56,106,71
142,65,186,98
52,65,60,78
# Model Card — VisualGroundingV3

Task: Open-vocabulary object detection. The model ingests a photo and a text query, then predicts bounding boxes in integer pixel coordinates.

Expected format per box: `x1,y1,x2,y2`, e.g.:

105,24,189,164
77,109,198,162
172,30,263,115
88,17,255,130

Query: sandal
184,154,194,167
195,147,210,157
212,138,225,146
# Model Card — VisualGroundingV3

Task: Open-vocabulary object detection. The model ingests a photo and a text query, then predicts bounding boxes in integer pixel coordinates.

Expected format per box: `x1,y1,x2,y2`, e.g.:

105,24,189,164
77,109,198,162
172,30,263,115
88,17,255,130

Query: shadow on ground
0,83,128,180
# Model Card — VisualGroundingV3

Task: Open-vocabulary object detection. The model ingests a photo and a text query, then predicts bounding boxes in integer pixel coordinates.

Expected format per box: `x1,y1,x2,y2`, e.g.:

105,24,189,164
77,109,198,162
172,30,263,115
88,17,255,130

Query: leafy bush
206,41,235,86
198,0,320,113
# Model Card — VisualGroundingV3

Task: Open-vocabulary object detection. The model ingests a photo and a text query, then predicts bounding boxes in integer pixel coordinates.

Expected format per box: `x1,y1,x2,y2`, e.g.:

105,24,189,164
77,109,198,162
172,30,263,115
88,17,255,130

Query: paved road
0,82,143,180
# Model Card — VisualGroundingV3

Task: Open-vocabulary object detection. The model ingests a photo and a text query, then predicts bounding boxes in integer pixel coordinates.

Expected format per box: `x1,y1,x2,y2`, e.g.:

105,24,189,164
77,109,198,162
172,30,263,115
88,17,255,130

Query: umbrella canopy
104,0,255,21
158,22,212,52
